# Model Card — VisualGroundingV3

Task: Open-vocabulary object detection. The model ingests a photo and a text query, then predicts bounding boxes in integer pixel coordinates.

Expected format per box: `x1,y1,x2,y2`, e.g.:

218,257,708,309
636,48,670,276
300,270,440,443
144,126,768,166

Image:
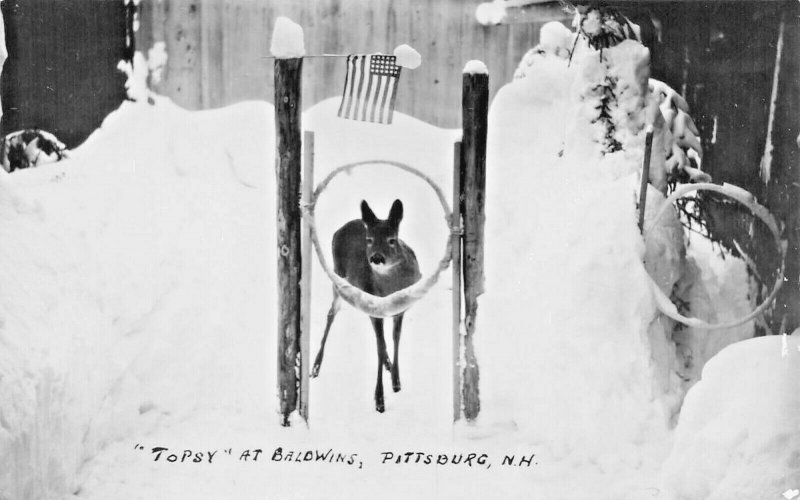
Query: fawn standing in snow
311,199,421,413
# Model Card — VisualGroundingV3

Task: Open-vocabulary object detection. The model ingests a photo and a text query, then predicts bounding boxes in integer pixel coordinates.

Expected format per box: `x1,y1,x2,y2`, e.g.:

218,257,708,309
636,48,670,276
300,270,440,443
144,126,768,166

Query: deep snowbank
662,334,800,500
480,48,678,486
0,98,276,499
479,38,768,498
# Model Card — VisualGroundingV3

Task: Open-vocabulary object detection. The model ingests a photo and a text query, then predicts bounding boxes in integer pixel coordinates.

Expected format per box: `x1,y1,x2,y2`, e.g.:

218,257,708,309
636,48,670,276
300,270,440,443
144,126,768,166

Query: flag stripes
338,54,401,124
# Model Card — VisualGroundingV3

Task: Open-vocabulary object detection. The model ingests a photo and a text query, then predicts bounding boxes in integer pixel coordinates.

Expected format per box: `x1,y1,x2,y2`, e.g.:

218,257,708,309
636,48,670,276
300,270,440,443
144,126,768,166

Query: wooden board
1,0,127,147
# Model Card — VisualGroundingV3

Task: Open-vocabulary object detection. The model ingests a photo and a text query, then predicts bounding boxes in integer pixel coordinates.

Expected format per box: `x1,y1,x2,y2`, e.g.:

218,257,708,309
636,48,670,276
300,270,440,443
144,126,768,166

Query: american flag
337,54,402,125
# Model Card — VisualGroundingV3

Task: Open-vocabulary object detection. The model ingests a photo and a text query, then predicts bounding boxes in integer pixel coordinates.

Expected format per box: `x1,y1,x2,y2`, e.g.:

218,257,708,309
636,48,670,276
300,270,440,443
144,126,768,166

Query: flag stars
339,54,402,124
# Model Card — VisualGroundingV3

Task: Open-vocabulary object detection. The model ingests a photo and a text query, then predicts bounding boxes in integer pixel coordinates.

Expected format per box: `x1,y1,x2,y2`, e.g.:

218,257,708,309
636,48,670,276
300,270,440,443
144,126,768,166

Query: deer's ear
388,199,403,228
361,200,378,225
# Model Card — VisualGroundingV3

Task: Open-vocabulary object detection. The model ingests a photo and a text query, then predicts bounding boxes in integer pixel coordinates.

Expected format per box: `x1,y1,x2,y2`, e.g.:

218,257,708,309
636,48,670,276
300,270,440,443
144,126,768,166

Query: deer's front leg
312,292,341,378
371,317,387,413
391,314,403,392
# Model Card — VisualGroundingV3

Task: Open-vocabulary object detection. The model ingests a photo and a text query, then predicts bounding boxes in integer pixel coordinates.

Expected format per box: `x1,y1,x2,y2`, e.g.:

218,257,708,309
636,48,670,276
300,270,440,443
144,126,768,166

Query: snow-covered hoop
643,182,786,330
302,160,455,318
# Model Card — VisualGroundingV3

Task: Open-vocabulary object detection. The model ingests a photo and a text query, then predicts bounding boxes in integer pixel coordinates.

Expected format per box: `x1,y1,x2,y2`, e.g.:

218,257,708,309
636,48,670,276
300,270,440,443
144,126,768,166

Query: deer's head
361,199,404,274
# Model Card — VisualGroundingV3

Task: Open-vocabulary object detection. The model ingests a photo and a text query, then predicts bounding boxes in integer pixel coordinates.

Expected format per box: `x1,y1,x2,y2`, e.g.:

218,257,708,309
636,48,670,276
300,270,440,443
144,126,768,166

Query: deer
311,199,421,413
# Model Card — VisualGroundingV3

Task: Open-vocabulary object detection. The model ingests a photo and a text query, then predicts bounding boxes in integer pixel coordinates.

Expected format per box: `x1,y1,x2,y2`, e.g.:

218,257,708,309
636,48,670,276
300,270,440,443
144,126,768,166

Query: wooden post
638,126,654,232
275,56,303,426
299,130,314,424
452,141,463,422
461,65,488,421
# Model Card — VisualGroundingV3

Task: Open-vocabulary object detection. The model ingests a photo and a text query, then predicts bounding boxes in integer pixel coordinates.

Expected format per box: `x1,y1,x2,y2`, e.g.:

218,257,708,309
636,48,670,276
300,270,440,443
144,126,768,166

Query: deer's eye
366,237,374,245
387,238,397,246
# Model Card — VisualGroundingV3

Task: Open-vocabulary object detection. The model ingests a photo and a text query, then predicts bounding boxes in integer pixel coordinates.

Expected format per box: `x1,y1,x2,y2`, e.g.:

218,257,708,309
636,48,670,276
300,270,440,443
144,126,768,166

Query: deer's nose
369,253,386,265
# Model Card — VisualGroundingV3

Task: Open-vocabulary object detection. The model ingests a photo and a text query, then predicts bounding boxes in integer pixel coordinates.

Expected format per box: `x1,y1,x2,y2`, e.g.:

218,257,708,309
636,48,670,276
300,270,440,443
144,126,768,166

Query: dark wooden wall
626,0,799,333
0,0,128,148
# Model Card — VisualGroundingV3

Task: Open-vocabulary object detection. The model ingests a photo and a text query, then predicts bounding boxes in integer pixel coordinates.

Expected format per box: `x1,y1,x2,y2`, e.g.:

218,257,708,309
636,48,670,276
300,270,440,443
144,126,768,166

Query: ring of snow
643,182,786,330
303,160,455,318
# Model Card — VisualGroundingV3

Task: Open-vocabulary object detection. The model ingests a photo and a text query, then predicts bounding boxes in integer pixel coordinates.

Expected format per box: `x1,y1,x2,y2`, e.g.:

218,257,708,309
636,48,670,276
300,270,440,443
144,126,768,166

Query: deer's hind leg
311,289,341,378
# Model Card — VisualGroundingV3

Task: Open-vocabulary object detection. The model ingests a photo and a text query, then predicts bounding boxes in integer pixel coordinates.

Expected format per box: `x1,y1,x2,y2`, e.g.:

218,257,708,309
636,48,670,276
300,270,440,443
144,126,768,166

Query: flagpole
261,54,346,59
261,54,366,59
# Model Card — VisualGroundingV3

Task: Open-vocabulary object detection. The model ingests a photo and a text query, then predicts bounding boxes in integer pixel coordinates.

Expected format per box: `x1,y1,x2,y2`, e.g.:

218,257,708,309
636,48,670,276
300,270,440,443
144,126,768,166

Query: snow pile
480,35,681,484
484,27,774,499
270,16,305,59
476,24,762,490
0,97,275,499
662,334,800,499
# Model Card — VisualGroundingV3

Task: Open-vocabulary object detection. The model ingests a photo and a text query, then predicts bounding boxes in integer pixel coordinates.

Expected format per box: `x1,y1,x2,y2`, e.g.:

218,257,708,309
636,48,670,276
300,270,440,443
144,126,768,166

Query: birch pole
452,141,463,422
299,131,315,424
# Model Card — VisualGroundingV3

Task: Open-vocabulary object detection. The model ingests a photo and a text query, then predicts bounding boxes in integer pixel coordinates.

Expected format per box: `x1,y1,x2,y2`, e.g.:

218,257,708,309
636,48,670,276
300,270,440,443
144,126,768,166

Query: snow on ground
0,43,797,500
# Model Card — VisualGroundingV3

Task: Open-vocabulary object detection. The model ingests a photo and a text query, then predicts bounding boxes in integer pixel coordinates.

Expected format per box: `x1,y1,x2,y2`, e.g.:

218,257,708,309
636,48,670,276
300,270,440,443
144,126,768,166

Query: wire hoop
303,160,455,318
643,182,786,330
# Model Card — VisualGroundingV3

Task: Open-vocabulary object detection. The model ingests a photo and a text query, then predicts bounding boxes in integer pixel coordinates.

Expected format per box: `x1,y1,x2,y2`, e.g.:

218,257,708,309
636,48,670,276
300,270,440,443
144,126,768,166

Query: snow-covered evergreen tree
514,4,705,191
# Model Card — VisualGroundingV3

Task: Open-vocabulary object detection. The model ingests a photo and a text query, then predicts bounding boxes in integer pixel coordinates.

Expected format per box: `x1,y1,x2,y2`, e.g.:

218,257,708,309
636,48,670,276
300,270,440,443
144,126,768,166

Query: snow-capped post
461,60,489,421
271,17,305,426
452,141,463,422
